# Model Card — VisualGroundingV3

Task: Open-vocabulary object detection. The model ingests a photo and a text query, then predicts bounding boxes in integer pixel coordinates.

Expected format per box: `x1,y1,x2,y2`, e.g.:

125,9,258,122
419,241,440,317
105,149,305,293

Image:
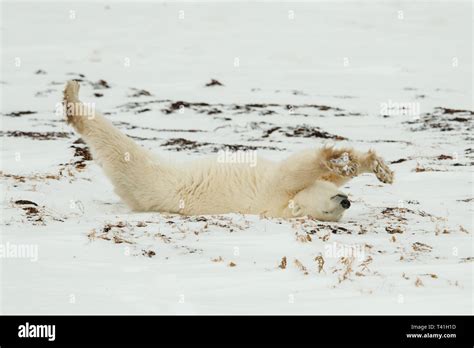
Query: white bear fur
63,81,394,221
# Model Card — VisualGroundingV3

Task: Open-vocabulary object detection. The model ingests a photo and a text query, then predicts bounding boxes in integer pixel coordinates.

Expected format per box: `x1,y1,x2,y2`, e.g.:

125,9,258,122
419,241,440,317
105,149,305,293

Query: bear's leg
321,147,394,186
276,148,332,194
63,80,174,211
275,147,362,194
359,149,394,184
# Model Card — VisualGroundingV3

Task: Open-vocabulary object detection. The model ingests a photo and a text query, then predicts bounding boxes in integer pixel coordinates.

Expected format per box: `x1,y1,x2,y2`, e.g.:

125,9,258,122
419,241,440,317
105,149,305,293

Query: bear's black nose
340,199,351,209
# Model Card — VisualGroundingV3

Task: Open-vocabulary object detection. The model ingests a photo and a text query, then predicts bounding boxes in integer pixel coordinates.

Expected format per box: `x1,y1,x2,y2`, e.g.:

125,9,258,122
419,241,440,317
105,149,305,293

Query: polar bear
63,81,394,221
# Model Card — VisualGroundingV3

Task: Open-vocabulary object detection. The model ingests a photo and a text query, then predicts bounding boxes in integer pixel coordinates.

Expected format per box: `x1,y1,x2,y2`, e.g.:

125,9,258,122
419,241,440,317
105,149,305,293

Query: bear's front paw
327,151,359,177
372,157,394,184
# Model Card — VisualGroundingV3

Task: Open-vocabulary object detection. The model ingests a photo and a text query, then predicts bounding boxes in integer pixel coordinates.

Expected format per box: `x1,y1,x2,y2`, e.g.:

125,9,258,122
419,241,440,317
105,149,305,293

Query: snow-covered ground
1,1,472,314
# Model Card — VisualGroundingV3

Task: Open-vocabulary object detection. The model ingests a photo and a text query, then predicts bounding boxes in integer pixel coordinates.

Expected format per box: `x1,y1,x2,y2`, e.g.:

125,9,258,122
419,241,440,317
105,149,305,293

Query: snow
1,1,472,314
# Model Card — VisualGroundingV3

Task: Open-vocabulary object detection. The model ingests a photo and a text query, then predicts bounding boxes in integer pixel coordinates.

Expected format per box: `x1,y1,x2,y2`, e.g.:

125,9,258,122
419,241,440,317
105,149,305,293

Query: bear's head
289,180,350,221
